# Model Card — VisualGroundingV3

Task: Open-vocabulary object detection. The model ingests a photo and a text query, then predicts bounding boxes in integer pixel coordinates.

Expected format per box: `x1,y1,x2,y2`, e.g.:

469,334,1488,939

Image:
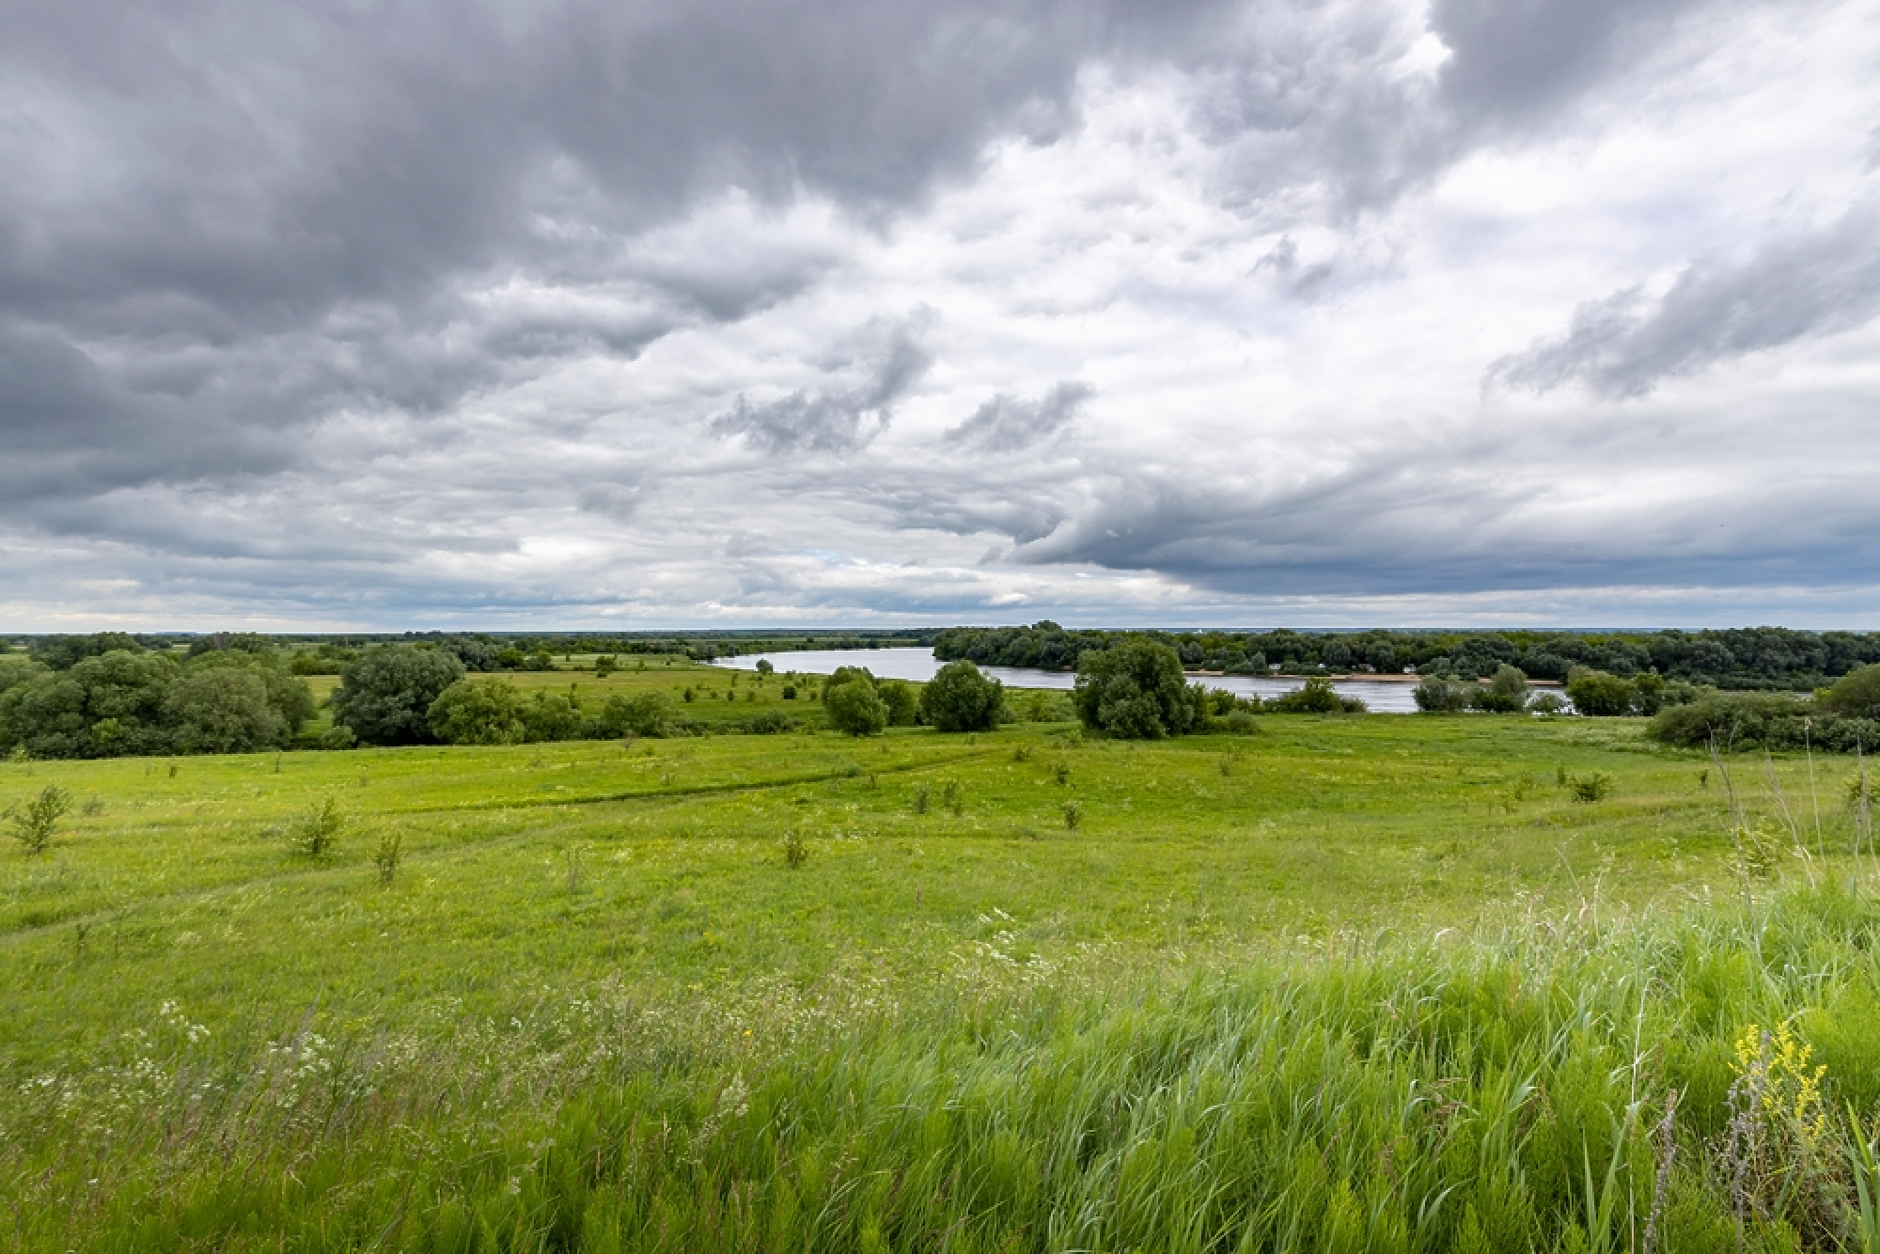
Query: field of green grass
5,698,1879,1251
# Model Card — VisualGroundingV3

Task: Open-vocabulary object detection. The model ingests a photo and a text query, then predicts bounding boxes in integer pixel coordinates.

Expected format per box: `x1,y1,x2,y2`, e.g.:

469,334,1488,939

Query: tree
31,633,143,670
1414,675,1472,713
163,667,292,753
1824,664,1880,720
879,680,918,727
427,677,528,745
918,660,1005,732
332,647,465,745
1472,665,1530,713
520,690,584,741
1566,668,1636,717
755,659,774,676
0,649,176,758
1074,642,1198,739
824,674,888,736
184,651,315,731
8,785,71,856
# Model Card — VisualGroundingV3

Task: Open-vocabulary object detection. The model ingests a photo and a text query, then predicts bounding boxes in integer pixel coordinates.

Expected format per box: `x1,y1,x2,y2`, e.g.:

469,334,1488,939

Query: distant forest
934,623,1880,690
5,629,928,675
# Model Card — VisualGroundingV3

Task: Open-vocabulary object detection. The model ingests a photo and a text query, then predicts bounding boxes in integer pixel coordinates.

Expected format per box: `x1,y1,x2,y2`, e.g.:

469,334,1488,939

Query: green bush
879,680,918,727
427,678,528,745
1471,664,1530,713
918,660,1004,732
824,678,888,736
740,709,796,734
1648,692,1814,750
1824,664,1880,720
1414,674,1472,713
520,691,584,742
1267,676,1355,714
7,784,70,856
1566,668,1637,717
593,691,675,738
289,798,342,858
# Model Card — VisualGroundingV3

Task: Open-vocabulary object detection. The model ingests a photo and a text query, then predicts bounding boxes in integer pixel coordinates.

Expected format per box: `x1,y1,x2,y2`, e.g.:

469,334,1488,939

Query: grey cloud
944,381,1094,452
711,315,933,454
1432,0,1721,125
1492,203,1880,398
1003,436,1880,598
0,0,1231,518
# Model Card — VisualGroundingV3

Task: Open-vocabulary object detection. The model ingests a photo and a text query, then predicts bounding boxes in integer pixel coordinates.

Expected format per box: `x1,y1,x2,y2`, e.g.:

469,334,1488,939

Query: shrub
941,778,964,815
1074,642,1198,739
742,709,796,735
1471,665,1530,714
918,660,1005,732
824,674,888,736
427,678,527,745
1268,676,1345,714
1527,691,1567,715
782,830,808,869
520,691,584,742
1566,668,1638,717
1648,692,1813,750
879,681,918,727
1063,800,1082,830
1824,664,1880,720
7,784,70,856
332,648,465,745
1568,772,1612,803
373,830,404,886
290,798,342,858
1222,709,1259,734
594,691,676,740
1414,675,1472,713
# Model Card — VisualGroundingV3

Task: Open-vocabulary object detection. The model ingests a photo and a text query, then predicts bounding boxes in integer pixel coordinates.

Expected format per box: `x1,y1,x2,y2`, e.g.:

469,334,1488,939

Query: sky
2,0,1878,632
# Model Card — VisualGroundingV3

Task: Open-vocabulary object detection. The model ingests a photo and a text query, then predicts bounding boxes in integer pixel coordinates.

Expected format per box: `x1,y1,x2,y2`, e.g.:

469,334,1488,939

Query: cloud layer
2,0,1878,628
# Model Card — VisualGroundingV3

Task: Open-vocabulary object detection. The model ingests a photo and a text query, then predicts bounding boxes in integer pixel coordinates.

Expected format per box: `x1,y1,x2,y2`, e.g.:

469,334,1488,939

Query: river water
707,646,1511,714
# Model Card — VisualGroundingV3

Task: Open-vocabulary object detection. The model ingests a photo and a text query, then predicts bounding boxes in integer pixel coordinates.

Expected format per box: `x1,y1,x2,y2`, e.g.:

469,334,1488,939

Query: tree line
0,642,315,757
935,623,1880,689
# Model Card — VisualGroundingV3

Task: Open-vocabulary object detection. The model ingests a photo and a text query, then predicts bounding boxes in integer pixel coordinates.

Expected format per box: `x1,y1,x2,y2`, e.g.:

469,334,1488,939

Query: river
707,646,1543,714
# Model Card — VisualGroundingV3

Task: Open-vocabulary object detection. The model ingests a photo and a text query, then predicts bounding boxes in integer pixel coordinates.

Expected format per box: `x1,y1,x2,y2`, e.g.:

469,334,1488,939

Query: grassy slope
3,711,1876,1250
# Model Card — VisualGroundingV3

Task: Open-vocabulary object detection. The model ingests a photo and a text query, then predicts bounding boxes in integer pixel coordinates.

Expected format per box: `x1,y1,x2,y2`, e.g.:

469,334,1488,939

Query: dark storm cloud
1492,203,1880,398
710,315,933,454
0,0,1231,501
944,381,1094,452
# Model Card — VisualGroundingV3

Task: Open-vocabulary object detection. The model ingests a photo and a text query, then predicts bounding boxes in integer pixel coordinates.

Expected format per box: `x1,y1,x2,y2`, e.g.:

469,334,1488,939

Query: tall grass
10,882,1880,1251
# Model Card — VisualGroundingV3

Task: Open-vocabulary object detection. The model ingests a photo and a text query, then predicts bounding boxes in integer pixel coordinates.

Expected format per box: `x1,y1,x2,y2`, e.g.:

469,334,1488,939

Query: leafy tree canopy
1074,641,1198,739
824,671,888,736
918,660,1004,732
332,647,465,746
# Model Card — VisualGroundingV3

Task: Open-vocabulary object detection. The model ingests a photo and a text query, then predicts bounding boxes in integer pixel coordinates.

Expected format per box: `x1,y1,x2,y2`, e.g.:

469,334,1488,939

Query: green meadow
5,670,1880,1251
